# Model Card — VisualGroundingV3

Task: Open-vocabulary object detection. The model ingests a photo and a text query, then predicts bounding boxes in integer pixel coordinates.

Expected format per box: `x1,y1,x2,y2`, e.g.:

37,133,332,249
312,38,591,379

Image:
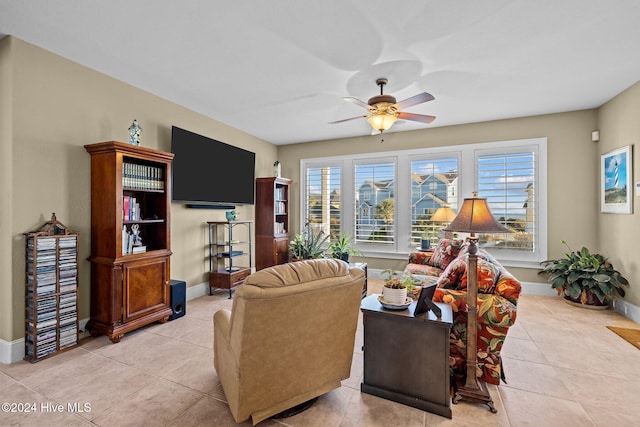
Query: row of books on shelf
122,162,164,191
123,196,142,221
274,222,287,234
275,201,287,214
275,187,286,200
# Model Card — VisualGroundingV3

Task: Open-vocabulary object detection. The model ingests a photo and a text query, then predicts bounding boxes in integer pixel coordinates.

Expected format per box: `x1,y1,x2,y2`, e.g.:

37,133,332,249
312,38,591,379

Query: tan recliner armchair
213,259,365,425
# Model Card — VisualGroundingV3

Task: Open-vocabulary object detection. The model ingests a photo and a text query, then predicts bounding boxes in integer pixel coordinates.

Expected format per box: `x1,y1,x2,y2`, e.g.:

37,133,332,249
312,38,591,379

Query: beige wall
278,110,601,286
2,38,277,342
597,80,640,307
0,37,14,343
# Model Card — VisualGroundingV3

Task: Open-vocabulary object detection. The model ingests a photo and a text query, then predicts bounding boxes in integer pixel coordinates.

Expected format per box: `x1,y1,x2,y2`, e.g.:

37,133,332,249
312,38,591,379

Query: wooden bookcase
84,141,173,343
24,214,79,362
255,177,291,270
207,221,253,298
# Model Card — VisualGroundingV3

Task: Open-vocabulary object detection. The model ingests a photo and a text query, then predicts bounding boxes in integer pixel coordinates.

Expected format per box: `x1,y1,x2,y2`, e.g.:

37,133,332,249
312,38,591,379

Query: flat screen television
171,126,255,206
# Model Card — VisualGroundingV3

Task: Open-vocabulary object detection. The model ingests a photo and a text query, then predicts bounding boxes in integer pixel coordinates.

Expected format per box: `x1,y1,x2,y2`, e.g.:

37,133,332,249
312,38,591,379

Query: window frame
299,137,547,267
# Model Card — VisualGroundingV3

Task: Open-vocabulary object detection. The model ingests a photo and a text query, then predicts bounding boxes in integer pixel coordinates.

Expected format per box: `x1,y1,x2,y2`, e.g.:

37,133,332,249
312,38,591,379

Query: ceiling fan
330,78,436,133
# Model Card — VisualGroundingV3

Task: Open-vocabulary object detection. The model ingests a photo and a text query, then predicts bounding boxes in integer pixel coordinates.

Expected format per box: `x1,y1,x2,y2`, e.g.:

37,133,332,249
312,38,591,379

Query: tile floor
1,279,639,427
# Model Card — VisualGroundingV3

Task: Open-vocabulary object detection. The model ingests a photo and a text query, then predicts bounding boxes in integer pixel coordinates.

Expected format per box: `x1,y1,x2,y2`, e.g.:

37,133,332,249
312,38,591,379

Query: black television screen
171,126,256,206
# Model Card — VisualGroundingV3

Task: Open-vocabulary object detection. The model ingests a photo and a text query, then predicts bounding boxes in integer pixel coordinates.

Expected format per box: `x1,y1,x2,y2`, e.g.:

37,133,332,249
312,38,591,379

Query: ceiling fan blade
397,112,436,124
328,115,367,124
344,96,372,110
395,92,435,110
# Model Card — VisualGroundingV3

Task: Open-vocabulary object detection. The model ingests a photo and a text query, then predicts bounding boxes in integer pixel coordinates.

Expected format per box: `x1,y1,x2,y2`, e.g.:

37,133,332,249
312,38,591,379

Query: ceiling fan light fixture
367,112,397,132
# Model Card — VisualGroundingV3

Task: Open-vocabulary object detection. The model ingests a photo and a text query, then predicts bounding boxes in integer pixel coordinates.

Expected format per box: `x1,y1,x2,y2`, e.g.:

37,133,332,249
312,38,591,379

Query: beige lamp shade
443,196,510,234
430,206,457,223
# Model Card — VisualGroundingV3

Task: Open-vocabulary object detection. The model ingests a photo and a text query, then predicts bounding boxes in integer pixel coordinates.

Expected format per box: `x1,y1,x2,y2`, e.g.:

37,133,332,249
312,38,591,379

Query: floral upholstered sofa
405,238,521,385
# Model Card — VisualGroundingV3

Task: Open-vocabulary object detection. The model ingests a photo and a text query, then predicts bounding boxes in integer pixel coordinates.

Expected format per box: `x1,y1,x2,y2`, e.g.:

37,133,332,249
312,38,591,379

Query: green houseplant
327,232,360,262
539,241,629,307
289,223,329,260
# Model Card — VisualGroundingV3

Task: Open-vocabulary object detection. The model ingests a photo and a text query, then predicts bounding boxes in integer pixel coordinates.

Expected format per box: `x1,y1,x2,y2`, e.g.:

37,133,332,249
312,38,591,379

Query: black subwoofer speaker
169,279,186,320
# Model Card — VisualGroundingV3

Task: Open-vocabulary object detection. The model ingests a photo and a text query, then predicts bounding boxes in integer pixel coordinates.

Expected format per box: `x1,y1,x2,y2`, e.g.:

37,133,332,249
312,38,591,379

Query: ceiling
1,1,640,145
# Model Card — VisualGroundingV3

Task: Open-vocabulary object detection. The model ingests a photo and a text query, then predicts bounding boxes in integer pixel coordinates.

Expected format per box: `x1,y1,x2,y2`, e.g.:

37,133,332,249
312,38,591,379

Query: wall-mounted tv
171,126,255,206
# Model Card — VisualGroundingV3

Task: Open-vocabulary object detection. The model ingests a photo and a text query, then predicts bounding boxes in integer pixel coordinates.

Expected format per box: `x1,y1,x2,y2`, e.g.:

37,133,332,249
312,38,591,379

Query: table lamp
442,193,510,413
430,205,457,239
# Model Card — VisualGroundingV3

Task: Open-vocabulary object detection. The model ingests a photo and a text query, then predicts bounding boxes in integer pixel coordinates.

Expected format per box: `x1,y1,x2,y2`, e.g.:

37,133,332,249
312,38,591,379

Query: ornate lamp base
453,376,497,413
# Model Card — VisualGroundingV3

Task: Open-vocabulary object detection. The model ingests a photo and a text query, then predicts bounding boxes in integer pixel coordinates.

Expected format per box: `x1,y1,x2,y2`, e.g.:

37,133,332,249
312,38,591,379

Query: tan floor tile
342,352,363,390
94,329,209,373
167,395,262,427
500,336,548,364
90,378,204,427
0,346,90,381
339,391,425,427
582,400,640,427
276,387,354,427
0,383,94,426
498,358,572,400
51,360,157,419
447,384,509,427
20,352,118,398
503,320,530,340
145,315,211,340
535,341,626,377
558,368,640,408
499,386,594,426
0,370,18,390
163,348,224,397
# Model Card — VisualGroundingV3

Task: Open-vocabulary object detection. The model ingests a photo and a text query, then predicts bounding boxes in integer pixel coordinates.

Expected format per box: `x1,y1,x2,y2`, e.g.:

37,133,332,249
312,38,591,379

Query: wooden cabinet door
122,256,169,322
274,237,289,265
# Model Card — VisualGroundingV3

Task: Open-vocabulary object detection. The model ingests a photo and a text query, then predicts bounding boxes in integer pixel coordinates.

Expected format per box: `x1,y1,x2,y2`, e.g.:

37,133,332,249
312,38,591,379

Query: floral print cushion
404,263,443,277
428,238,466,270
457,257,500,294
408,251,433,265
436,256,467,289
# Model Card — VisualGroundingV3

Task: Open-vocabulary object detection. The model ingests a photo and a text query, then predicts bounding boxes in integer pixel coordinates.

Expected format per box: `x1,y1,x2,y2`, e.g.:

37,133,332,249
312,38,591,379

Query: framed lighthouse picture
601,145,632,214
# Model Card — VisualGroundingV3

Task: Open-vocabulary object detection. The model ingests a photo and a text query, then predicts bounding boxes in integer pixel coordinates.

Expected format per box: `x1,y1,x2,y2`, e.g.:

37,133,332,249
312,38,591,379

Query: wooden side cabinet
360,294,453,418
84,141,173,343
255,177,291,270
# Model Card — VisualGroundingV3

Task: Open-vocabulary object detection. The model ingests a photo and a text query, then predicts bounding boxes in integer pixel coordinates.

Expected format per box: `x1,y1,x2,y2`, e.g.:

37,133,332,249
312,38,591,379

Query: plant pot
338,253,349,262
562,290,610,310
382,286,408,305
420,239,431,250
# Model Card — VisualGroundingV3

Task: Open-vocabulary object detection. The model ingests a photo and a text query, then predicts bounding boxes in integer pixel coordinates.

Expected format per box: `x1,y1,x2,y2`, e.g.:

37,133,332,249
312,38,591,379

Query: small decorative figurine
128,119,142,146
131,224,143,246
225,210,238,222
274,160,281,177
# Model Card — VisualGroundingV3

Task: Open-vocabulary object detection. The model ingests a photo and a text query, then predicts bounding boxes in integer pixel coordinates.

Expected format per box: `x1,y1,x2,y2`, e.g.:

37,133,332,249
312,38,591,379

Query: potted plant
381,270,419,304
539,241,629,308
289,223,329,260
327,232,360,262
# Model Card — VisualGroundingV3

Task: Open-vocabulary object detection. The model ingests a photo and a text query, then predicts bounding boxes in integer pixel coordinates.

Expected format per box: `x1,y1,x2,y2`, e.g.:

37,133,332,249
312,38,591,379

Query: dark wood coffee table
360,294,453,418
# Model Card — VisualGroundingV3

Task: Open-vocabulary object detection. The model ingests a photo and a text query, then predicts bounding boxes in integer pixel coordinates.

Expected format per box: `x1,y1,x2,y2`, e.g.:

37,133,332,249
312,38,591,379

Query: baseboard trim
186,281,208,301
613,299,640,323
0,337,24,365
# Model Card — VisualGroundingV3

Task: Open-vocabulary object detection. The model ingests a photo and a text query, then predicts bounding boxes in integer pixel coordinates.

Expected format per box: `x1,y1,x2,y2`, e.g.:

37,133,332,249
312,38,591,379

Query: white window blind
409,157,458,247
354,161,395,244
304,165,341,240
477,151,535,252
